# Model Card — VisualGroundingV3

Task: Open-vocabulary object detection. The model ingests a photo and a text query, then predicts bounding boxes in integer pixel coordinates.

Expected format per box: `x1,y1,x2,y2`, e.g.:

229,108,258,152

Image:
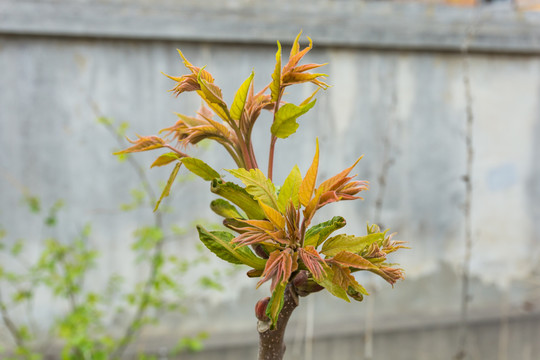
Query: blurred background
1,0,540,359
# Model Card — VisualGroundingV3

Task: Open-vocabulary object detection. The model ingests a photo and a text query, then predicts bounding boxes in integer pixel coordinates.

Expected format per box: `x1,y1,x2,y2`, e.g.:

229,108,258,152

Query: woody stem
258,284,299,360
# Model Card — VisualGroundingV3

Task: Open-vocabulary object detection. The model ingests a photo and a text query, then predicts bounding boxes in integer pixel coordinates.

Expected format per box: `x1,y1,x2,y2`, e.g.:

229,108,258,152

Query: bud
293,271,324,297
247,268,263,278
252,244,269,259
255,297,270,321
347,287,364,302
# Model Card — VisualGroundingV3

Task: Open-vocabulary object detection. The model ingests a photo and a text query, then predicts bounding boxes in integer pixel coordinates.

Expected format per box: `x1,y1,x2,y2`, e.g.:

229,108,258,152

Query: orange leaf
283,37,313,74
293,63,327,73
282,72,328,85
289,31,302,58
317,155,364,194
242,219,275,231
113,135,165,155
260,202,286,230
298,139,319,207
331,251,403,285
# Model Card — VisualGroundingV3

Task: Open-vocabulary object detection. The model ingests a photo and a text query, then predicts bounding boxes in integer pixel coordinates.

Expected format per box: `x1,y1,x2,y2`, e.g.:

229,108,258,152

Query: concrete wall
1,1,540,359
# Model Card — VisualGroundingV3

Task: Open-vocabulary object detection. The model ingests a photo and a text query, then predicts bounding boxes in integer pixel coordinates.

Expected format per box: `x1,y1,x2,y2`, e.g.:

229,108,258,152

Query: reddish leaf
298,246,326,281
317,156,363,194
257,249,297,291
331,251,403,285
114,135,165,155
289,31,302,58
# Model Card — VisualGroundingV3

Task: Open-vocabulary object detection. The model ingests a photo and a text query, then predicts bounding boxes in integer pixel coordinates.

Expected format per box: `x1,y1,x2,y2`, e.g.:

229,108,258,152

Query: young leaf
330,251,400,284
210,199,244,219
300,88,321,107
277,165,302,212
114,135,165,155
304,216,347,248
181,157,220,181
321,233,383,257
312,266,350,302
211,179,266,220
298,246,326,281
227,168,280,210
151,152,181,168
154,162,181,211
266,281,286,328
270,100,316,139
230,72,254,121
270,41,282,102
197,68,225,105
195,68,232,122
260,203,285,230
257,249,297,289
331,263,368,301
197,90,231,122
317,155,364,194
299,139,319,206
290,31,302,58
196,226,266,270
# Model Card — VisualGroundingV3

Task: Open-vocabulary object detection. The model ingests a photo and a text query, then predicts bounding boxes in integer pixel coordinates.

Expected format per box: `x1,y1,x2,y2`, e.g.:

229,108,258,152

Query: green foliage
1,115,222,359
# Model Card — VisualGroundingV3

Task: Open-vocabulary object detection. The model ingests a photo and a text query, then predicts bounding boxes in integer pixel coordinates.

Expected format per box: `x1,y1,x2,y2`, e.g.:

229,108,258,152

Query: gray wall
1,1,540,359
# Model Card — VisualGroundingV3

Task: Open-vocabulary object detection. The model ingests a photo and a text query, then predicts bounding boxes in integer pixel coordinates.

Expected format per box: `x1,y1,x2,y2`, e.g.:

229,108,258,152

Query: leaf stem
164,144,189,158
268,136,278,181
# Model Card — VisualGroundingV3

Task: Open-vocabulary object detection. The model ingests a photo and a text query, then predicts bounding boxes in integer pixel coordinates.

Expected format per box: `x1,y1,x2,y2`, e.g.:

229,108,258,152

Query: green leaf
210,199,244,219
151,152,181,168
266,281,286,328
154,162,181,212
11,239,24,256
277,165,302,212
312,267,350,302
196,226,266,270
24,195,41,213
270,41,282,102
271,100,316,139
227,168,279,210
304,216,347,248
197,68,224,105
196,68,231,121
321,233,384,257
211,179,265,220
230,72,254,121
300,87,321,106
181,157,220,181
